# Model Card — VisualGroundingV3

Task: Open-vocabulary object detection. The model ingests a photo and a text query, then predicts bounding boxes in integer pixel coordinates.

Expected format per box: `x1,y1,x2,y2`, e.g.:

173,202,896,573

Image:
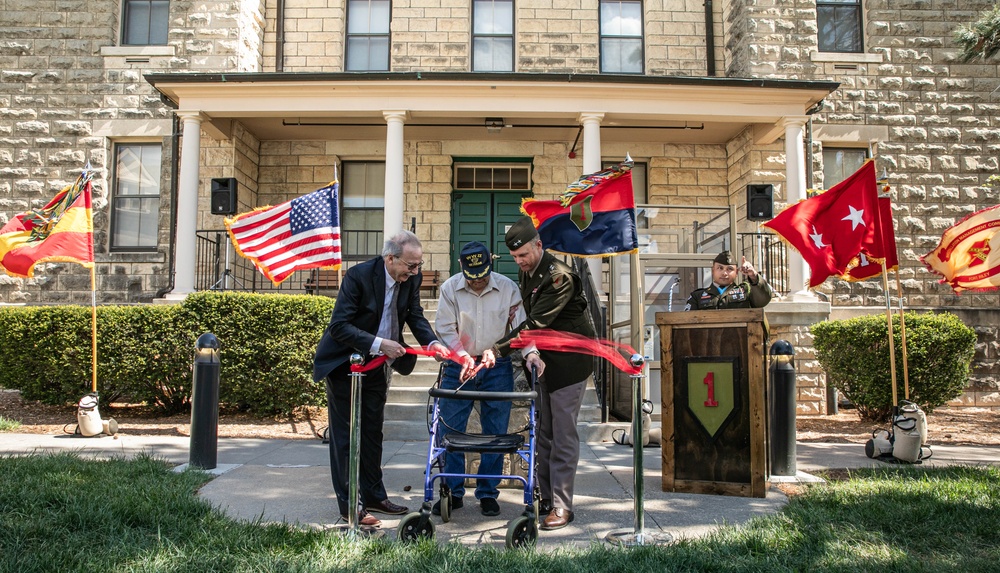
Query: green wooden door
451,191,530,281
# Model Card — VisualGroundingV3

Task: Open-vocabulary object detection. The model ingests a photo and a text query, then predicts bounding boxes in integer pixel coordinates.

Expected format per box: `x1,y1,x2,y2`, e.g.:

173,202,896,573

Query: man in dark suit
492,216,595,531
313,230,446,528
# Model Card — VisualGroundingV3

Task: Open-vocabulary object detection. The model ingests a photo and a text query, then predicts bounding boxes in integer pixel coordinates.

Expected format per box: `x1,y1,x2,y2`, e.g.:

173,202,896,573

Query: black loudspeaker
211,177,238,215
746,184,774,221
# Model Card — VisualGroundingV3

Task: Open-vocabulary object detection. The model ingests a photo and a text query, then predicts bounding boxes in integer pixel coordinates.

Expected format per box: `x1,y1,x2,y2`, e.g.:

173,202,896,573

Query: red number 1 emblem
703,372,718,407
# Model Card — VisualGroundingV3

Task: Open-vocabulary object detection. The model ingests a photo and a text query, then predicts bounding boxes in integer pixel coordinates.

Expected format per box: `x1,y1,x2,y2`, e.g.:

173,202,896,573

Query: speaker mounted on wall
211,177,238,215
746,184,774,221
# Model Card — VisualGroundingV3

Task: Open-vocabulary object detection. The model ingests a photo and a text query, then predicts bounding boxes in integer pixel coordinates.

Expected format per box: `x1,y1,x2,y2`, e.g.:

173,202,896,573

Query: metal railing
737,232,789,295
195,230,311,293
574,257,609,422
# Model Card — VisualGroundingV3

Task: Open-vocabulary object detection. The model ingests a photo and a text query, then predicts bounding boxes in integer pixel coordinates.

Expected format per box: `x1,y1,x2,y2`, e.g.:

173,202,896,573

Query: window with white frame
817,0,863,53
473,0,514,72
346,0,391,71
599,0,643,74
110,143,161,250
821,147,868,188
121,0,169,46
603,160,647,228
342,162,386,260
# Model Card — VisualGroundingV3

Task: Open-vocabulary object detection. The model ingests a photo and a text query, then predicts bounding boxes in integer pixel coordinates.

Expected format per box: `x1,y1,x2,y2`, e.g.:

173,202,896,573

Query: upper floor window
599,0,643,74
822,147,868,188
122,0,169,46
817,0,863,53
346,0,391,71
473,0,514,72
110,143,161,251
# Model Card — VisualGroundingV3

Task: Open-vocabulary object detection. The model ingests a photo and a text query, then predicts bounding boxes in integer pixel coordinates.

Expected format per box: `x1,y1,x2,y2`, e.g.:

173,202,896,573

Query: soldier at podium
685,251,773,311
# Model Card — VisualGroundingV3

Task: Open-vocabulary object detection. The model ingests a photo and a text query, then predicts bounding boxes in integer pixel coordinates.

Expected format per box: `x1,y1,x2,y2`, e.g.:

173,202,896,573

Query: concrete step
382,419,628,443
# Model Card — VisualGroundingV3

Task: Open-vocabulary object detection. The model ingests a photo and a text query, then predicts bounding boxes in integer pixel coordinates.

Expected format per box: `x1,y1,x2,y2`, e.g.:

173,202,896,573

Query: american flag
225,182,342,285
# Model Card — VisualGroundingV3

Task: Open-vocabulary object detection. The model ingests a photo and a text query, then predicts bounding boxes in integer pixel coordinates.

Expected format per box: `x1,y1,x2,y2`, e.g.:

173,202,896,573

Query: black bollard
826,382,839,416
190,333,220,470
768,340,796,477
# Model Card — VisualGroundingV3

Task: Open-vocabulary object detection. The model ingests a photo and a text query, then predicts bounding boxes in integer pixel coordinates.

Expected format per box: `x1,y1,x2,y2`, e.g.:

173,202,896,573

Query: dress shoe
366,499,409,515
431,495,463,515
541,508,574,530
538,498,553,516
480,497,500,516
340,510,382,528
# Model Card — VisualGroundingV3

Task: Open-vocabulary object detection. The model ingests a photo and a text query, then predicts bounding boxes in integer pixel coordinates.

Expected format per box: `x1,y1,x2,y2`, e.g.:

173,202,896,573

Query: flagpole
893,269,911,400
879,264,898,411
90,266,98,393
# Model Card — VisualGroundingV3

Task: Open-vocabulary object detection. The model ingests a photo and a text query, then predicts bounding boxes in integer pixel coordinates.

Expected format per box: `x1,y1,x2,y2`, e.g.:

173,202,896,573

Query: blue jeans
439,356,514,500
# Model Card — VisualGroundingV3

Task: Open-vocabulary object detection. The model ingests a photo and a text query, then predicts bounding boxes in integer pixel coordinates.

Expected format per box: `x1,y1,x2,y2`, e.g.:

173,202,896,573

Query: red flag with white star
763,160,880,287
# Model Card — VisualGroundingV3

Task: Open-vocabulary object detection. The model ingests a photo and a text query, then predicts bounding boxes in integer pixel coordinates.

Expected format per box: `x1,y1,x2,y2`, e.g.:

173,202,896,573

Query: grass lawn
1,453,997,573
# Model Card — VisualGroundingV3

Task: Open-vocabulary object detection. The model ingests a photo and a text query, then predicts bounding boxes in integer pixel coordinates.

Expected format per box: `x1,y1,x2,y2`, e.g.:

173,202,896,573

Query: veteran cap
505,216,539,251
714,251,735,266
459,241,492,280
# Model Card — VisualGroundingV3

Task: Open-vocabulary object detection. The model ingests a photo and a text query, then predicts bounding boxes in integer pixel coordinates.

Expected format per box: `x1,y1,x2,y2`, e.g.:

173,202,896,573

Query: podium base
605,529,673,546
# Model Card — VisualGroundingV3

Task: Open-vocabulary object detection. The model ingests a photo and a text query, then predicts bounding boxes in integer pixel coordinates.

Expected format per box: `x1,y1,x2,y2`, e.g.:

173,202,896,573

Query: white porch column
383,111,408,238
165,111,204,299
579,112,604,174
783,115,814,301
578,112,606,291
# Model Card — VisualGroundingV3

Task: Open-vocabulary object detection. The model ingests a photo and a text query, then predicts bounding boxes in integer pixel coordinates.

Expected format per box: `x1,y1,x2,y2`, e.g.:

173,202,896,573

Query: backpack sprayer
76,392,118,437
864,399,931,463
612,399,661,447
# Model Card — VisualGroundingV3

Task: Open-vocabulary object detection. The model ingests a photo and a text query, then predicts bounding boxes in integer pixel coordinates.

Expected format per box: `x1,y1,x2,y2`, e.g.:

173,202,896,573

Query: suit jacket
496,251,595,392
313,256,438,383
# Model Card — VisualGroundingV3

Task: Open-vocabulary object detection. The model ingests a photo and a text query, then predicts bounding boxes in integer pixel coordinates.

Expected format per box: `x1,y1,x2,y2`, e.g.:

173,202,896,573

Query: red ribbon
349,346,463,373
510,329,643,375
349,334,643,376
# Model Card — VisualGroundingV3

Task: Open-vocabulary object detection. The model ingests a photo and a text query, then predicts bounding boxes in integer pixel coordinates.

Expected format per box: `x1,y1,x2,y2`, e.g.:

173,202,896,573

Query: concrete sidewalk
2,432,998,549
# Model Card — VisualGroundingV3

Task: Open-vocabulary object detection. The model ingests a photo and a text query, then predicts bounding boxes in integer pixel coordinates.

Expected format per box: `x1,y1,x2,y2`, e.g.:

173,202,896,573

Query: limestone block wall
0,0,265,303
734,0,1000,311
264,0,720,75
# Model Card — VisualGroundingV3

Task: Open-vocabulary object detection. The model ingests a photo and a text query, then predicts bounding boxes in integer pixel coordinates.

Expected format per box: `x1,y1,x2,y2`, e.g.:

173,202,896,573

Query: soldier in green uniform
685,251,773,310
490,216,595,531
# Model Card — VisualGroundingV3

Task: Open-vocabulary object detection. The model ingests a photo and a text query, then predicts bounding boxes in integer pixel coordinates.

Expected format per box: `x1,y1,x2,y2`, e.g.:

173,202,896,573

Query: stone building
1,0,997,412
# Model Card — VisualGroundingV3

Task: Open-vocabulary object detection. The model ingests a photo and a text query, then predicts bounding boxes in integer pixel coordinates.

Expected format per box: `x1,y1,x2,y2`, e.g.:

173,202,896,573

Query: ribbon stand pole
339,353,383,539
606,354,672,546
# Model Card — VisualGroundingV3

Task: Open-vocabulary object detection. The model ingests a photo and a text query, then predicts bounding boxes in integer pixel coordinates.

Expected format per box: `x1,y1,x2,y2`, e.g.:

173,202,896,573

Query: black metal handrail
737,232,789,294
195,229,311,293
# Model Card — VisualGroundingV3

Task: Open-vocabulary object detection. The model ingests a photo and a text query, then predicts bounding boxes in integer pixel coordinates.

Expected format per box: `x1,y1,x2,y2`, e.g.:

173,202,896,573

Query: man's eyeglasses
400,259,424,271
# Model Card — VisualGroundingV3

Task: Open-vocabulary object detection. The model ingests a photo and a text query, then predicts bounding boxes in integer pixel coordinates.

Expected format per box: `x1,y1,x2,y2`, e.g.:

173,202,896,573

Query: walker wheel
397,512,434,542
505,515,537,549
440,494,451,523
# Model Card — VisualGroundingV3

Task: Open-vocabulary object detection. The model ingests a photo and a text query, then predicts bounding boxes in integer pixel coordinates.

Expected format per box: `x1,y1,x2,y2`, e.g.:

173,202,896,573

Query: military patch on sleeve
553,275,563,287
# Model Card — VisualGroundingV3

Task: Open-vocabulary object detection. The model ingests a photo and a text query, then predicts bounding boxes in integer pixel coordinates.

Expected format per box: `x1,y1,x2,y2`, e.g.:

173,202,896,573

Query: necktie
387,283,399,341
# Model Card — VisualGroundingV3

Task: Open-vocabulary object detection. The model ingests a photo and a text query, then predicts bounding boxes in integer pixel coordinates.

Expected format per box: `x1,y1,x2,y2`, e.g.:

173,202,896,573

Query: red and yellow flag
921,203,1000,294
0,175,94,278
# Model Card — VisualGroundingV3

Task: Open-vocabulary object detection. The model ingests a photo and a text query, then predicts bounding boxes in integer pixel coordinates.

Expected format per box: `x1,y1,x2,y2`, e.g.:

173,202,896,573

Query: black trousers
325,364,390,516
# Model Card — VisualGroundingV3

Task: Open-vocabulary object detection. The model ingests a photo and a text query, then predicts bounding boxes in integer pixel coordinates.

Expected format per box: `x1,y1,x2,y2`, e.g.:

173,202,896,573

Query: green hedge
811,311,976,421
0,292,336,415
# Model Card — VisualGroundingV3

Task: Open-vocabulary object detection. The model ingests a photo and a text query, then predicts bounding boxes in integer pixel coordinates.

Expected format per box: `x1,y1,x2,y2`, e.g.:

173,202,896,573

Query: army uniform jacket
685,276,774,311
496,251,595,392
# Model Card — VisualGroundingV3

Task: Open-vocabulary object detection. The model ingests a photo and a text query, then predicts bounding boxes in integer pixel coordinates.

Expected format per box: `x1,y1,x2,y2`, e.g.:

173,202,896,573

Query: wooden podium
657,308,769,498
